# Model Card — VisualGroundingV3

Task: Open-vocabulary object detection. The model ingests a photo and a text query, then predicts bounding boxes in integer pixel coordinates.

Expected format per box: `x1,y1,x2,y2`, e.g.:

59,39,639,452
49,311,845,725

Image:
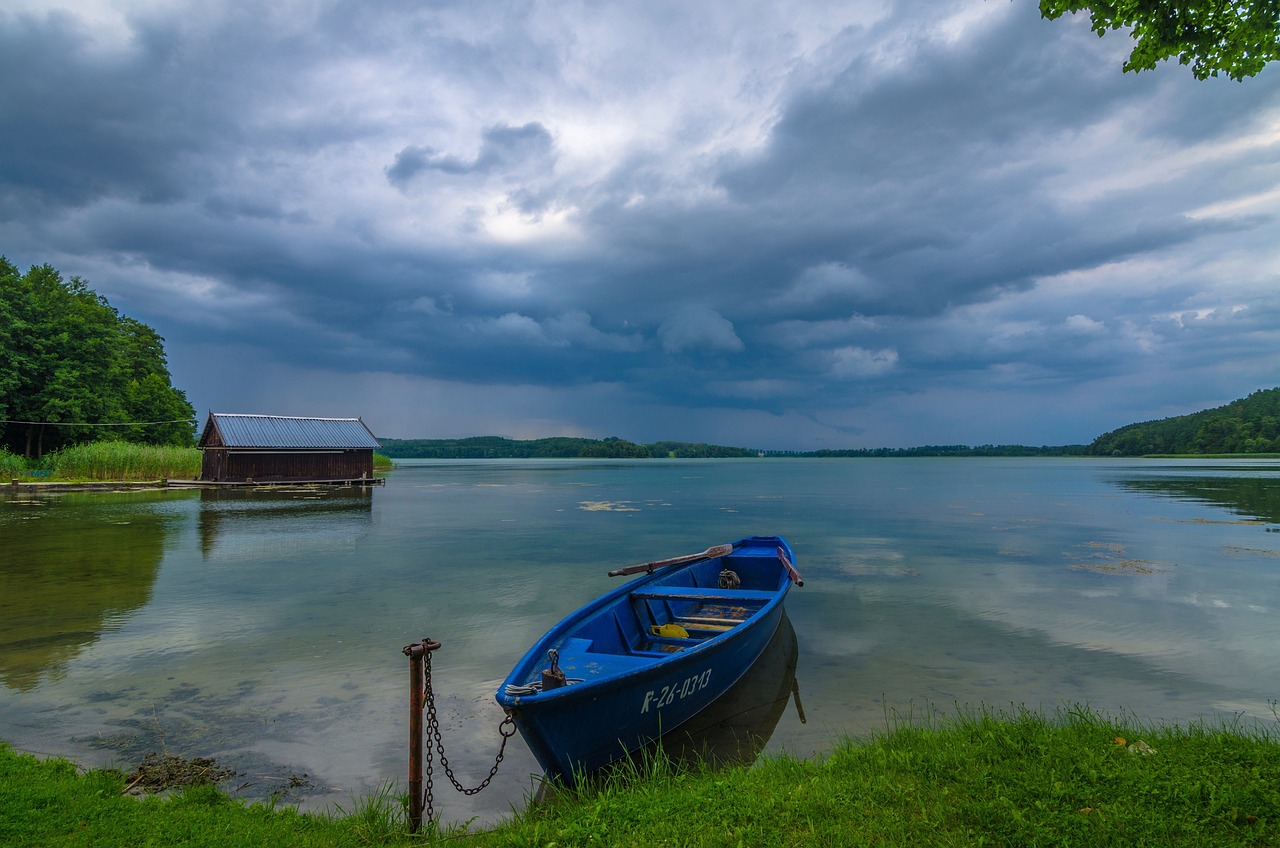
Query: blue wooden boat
495,535,802,782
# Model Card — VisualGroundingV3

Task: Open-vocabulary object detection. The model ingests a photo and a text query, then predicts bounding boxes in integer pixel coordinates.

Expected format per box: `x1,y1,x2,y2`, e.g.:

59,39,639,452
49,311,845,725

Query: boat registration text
641,669,712,713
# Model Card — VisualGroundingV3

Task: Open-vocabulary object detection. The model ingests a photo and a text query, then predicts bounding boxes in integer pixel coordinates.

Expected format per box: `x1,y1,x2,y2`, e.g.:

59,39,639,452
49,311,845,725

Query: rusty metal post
404,640,425,832
404,638,441,832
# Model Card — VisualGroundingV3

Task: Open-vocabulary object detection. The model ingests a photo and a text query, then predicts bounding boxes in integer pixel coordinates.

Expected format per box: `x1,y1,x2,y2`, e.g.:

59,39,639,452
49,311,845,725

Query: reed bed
41,441,201,481
0,448,27,479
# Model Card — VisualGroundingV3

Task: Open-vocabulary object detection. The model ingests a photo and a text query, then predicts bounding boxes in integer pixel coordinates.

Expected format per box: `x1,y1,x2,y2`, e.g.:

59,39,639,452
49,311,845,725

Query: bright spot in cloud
830,346,898,378
658,307,745,354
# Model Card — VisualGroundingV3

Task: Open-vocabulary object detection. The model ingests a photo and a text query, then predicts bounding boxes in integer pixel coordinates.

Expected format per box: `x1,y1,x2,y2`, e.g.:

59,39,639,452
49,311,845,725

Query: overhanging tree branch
1041,0,1280,80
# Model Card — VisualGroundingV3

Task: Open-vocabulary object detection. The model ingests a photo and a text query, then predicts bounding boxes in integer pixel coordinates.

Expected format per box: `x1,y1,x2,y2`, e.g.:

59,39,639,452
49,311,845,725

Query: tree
1040,1,1280,80
0,257,195,456
0,259,22,428
112,317,196,446
1088,387,1280,455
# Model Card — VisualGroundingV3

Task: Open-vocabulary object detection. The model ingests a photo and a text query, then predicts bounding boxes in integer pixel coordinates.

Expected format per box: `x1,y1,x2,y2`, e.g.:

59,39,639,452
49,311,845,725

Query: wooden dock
165,477,385,488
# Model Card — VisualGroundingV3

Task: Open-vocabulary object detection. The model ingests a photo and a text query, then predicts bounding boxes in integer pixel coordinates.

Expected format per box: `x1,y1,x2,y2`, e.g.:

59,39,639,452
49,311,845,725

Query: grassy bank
3,445,395,481
4,706,1278,846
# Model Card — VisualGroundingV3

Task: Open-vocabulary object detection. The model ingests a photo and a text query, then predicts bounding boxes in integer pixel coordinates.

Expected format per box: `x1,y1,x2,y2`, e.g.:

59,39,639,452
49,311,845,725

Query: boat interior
559,546,784,668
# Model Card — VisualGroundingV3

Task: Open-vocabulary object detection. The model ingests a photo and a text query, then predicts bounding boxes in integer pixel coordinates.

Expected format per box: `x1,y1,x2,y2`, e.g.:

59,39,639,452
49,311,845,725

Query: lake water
2,458,1279,825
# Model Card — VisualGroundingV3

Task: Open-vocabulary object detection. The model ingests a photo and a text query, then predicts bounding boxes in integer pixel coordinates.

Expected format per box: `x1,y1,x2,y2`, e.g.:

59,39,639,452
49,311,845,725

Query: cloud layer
2,0,1277,448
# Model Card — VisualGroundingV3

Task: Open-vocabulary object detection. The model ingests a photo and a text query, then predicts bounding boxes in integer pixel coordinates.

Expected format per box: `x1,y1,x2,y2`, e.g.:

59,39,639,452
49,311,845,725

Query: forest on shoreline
0,257,194,458
380,387,1280,459
5,258,1278,463
376,436,1096,459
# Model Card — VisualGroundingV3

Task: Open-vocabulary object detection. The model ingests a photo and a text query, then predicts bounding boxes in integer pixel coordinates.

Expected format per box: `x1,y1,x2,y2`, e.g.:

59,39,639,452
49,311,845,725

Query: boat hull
496,536,797,782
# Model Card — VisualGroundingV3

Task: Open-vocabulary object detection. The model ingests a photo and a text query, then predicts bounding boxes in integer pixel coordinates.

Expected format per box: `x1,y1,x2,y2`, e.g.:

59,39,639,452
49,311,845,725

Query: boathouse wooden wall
197,414,378,483
199,448,373,483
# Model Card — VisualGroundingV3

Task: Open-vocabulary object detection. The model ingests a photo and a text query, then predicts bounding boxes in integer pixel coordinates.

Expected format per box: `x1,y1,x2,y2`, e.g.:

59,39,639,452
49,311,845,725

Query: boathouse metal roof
201,413,380,449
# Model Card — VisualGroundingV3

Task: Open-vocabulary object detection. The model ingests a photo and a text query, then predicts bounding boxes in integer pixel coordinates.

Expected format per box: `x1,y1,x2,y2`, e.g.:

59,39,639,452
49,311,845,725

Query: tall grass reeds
41,441,201,481
0,448,27,479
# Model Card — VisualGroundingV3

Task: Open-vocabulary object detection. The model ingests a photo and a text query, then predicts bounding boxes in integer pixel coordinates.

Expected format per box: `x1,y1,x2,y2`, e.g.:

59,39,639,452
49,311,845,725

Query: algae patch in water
578,500,640,512
124,752,235,793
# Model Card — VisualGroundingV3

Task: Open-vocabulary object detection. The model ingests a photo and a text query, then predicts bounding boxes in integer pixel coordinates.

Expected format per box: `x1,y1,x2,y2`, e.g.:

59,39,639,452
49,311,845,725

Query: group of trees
376,436,638,459
381,396,1280,460
377,437,1099,460
1088,387,1280,455
376,436,758,459
767,445,1088,458
0,257,195,458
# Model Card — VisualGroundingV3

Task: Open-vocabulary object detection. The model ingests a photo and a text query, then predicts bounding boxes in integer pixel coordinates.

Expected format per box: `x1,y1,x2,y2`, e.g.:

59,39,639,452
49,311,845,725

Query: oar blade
608,543,733,577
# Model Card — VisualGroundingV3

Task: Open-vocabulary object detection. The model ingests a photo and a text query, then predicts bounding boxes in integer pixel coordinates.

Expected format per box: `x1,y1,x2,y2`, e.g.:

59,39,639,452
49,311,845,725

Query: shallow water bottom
2,458,1278,825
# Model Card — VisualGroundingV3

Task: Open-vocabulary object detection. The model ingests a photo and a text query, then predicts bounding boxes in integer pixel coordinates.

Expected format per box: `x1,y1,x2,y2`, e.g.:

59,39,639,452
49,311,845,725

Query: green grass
0,448,27,479
373,452,394,471
34,442,201,481
4,705,1279,846
498,705,1280,847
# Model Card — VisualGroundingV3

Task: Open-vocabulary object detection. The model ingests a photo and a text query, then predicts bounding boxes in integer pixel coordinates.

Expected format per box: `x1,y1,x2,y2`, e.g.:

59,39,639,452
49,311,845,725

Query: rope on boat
502,676,586,697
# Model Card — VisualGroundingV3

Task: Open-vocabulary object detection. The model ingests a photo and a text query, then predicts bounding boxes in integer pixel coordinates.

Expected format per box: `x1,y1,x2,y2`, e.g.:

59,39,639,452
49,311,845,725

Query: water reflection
532,612,801,806
654,610,801,769
1115,475,1280,525
2,458,1278,826
0,492,178,691
198,486,374,558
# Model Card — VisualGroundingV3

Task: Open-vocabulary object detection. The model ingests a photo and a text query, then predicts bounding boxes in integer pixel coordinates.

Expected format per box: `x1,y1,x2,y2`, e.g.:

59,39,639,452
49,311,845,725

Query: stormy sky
2,0,1277,449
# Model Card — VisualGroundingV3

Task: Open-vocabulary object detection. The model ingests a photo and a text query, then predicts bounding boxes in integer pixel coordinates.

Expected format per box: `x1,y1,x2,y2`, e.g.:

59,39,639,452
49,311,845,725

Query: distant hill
376,436,757,459
763,445,1087,458
1088,387,1280,456
378,389,1280,459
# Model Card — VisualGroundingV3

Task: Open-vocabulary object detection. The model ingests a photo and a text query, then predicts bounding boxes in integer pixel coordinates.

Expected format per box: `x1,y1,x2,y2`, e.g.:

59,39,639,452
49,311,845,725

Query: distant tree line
1087,387,1280,456
377,437,1088,459
764,445,1088,458
0,257,195,457
383,388,1280,461
647,441,758,458
376,436,758,459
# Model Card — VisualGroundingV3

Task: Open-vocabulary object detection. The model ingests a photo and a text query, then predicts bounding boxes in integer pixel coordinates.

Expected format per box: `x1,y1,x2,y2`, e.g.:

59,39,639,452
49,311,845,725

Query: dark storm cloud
387,123,557,185
0,14,191,211
1,1,1277,447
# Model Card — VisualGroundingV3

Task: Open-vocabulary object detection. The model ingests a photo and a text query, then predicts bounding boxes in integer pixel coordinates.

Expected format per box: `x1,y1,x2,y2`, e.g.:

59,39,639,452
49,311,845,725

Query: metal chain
421,649,518,822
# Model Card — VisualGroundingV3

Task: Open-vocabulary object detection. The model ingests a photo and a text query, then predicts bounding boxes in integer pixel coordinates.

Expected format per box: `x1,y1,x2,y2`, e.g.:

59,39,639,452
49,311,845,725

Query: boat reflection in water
650,609,801,770
533,610,800,802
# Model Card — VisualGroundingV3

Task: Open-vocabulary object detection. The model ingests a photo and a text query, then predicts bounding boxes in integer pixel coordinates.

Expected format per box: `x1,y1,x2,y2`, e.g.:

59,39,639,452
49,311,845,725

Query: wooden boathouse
196,413,381,485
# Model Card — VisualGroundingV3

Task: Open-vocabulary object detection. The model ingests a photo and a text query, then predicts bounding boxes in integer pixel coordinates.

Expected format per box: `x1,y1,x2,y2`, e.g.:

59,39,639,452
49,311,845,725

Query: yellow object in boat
651,623,690,638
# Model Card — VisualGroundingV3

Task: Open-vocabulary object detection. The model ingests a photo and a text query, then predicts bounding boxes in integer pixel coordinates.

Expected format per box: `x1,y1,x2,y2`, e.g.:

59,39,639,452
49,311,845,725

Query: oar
777,546,804,587
608,543,734,577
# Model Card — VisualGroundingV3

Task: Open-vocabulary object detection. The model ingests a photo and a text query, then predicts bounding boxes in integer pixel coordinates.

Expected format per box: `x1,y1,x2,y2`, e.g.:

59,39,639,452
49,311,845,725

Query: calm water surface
2,458,1279,824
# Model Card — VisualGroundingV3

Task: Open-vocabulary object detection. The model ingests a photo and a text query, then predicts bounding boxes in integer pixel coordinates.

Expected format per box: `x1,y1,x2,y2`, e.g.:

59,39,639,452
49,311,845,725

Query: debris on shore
123,753,236,794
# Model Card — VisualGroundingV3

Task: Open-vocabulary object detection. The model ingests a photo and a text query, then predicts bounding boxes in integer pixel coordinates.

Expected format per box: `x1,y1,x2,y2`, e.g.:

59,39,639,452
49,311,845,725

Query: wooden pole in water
404,640,426,833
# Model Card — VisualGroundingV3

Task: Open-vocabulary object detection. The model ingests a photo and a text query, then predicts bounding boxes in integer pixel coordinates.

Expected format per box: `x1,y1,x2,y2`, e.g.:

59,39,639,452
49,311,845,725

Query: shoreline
8,477,387,493
7,479,169,493
5,704,1279,846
